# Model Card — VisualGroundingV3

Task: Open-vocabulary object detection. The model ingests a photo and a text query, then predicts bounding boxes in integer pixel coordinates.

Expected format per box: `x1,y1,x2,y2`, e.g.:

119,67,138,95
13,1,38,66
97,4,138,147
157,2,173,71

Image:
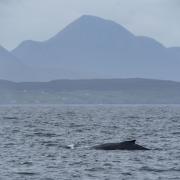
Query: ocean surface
0,105,180,180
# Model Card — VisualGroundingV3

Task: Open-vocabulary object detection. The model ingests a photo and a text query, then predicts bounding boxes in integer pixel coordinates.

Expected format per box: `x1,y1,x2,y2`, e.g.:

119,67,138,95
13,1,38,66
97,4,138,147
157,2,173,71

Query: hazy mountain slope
12,15,180,81
0,45,31,81
0,45,88,81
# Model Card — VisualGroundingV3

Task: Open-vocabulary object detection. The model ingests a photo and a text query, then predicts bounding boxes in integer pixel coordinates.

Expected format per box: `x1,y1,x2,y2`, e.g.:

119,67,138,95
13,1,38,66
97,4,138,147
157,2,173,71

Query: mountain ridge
1,78,180,90
12,15,180,81
1,15,180,81
0,46,31,81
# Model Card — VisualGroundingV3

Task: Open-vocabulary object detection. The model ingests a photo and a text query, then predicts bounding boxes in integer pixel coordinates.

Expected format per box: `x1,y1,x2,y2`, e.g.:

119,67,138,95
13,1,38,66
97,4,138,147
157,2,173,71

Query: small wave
3,116,18,120
103,163,112,167
3,143,16,148
15,172,38,176
75,129,84,133
34,132,58,138
172,132,180,135
41,140,59,147
69,123,84,128
124,116,140,119
60,144,76,150
169,116,180,121
140,166,180,172
121,172,132,176
20,161,33,166
85,167,105,172
100,130,113,135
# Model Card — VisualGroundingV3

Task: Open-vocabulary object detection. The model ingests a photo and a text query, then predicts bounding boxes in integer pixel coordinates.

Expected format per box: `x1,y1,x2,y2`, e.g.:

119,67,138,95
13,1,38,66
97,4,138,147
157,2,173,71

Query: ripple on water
3,116,19,120
15,172,39,176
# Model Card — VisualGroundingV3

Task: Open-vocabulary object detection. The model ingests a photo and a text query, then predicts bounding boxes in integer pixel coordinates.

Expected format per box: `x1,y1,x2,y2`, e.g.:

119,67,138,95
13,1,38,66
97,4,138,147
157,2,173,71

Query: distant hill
12,15,180,81
0,45,52,81
0,45,31,81
1,78,180,104
0,45,83,81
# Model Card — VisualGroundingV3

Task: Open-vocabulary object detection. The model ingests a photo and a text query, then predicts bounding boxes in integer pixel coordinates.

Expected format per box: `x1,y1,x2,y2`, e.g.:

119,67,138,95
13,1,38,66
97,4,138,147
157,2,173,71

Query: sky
0,0,180,50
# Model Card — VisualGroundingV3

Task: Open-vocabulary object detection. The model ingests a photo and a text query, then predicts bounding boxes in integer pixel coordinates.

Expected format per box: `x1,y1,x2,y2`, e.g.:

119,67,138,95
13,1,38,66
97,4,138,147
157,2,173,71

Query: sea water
0,105,180,180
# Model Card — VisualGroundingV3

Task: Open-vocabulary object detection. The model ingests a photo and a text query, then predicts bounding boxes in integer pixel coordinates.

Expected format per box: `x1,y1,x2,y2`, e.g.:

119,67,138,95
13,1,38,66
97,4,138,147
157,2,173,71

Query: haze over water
0,105,179,179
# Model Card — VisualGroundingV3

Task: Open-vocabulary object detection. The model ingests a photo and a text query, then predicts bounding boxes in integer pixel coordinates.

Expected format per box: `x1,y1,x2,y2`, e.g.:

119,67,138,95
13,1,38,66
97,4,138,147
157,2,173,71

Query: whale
92,140,149,150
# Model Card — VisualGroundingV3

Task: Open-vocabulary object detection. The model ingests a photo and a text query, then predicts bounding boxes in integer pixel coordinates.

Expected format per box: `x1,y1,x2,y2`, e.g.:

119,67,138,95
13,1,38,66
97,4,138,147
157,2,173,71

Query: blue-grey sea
0,105,180,180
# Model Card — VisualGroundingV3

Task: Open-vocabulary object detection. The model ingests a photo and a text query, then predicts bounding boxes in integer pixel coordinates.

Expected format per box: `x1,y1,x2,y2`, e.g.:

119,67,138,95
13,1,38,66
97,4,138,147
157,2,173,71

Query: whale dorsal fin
129,140,136,144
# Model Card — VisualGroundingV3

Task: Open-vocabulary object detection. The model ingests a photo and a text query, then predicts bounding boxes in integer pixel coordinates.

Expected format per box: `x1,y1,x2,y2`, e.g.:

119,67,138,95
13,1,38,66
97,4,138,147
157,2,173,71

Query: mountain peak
69,15,133,34
0,45,8,52
77,14,108,22
0,44,12,56
48,14,135,44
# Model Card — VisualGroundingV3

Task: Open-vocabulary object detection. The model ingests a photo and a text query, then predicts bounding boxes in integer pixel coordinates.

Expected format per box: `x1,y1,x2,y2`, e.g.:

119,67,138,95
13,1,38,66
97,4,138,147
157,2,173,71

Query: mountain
0,45,54,81
1,78,180,104
0,45,31,81
12,15,180,81
0,44,83,81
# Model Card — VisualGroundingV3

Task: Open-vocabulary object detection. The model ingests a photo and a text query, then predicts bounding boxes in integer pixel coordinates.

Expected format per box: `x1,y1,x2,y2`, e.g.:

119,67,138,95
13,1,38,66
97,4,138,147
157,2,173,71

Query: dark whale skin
92,140,149,150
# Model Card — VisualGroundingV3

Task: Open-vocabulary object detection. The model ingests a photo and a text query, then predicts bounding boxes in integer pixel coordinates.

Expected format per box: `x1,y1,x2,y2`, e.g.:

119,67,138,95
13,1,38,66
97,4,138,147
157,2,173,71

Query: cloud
0,0,22,6
0,0,18,3
0,0,14,4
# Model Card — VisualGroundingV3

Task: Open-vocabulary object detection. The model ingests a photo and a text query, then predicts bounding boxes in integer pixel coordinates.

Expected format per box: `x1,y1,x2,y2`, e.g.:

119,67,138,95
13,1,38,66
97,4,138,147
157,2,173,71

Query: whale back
93,140,149,150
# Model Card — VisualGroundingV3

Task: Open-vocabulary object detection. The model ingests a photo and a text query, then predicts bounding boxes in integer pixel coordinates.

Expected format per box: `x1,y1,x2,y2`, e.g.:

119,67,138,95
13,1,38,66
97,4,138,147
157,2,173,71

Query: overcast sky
0,0,180,50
